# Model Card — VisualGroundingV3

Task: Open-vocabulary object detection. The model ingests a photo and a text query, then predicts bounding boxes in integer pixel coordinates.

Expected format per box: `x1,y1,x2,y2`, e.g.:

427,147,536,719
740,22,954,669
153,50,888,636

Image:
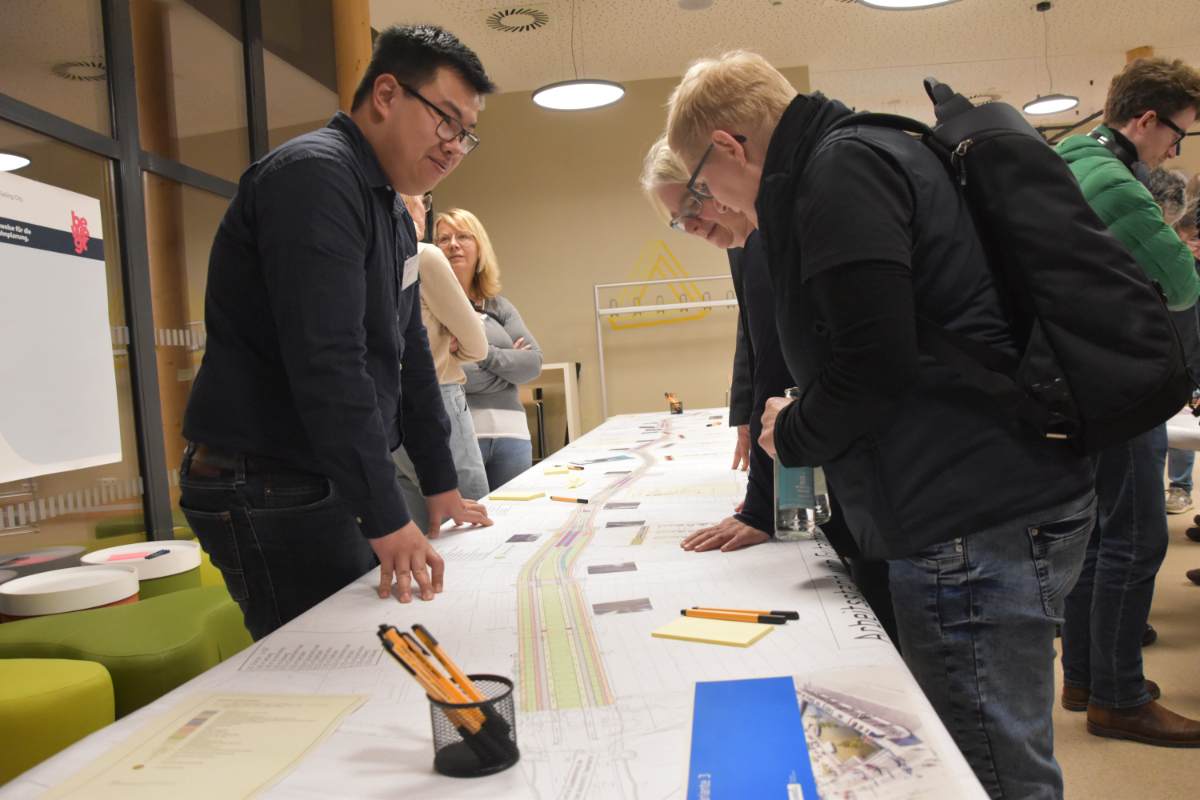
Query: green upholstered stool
198,549,223,588
93,510,190,540
0,586,252,718
0,658,115,784
138,569,202,598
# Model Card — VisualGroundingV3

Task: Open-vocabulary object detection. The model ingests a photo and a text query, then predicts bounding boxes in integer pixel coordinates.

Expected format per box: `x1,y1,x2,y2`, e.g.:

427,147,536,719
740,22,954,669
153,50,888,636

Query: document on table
239,632,382,672
39,693,367,800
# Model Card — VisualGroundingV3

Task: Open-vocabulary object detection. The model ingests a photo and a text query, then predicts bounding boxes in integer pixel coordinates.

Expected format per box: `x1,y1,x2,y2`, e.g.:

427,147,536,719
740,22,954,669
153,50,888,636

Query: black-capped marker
692,606,800,621
681,609,787,625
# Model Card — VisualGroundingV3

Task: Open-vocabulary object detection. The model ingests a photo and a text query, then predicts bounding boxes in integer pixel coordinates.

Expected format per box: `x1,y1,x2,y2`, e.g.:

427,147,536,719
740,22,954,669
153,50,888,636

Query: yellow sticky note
488,491,545,501
564,476,587,488
543,465,569,475
651,616,773,647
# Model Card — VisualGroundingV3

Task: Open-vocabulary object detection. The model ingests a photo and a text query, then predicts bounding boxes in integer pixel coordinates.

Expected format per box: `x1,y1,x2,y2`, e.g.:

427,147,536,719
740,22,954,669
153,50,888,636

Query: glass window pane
0,0,111,135
131,0,249,183
141,173,228,513
262,0,339,151
0,119,146,554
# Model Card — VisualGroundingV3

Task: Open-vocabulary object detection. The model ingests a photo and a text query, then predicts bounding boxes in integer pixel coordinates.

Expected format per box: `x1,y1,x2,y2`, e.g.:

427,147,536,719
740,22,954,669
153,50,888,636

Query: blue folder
687,676,820,800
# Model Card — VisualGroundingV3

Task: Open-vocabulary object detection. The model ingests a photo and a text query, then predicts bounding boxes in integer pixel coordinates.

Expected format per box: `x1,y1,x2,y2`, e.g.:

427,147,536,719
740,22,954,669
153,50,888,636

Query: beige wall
434,67,810,436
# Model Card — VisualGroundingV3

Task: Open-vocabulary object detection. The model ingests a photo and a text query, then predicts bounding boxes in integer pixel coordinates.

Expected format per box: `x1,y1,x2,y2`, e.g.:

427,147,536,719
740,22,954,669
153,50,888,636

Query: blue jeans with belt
888,491,1095,800
178,446,377,641
1061,424,1169,709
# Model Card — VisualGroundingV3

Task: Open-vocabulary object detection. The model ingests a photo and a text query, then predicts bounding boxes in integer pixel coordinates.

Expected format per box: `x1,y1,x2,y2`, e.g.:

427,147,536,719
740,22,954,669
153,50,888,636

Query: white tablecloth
1,410,985,799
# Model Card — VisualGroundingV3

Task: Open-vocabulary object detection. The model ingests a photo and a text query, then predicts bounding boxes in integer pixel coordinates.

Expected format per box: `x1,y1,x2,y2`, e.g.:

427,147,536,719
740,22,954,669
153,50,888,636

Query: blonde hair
640,135,691,226
434,207,501,300
666,50,796,161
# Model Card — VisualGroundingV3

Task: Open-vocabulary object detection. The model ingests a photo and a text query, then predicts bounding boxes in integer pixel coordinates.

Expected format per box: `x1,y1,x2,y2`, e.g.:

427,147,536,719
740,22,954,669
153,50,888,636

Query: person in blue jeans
1056,58,1200,747
666,52,1096,798
436,208,543,491
179,27,495,640
1166,199,1200,515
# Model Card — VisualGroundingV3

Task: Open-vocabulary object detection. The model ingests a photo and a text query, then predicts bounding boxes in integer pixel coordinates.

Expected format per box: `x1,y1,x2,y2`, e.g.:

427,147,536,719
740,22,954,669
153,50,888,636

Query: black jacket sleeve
727,247,754,426
774,260,920,468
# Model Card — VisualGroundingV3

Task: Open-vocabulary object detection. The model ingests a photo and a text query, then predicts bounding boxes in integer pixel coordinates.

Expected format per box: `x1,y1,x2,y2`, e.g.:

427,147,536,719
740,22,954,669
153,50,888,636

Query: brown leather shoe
1188,568,1200,585
1062,680,1160,712
1087,701,1200,746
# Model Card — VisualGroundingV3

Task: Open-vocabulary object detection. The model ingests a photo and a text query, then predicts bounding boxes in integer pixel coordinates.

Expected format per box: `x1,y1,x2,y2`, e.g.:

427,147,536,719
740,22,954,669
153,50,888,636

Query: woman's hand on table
759,396,795,458
731,424,751,471
682,517,770,552
425,489,493,540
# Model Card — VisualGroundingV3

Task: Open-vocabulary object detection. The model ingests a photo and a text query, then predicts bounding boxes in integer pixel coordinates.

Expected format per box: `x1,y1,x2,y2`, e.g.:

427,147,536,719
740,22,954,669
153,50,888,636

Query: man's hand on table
370,522,444,603
731,424,751,471
759,396,795,459
425,488,493,539
682,516,770,552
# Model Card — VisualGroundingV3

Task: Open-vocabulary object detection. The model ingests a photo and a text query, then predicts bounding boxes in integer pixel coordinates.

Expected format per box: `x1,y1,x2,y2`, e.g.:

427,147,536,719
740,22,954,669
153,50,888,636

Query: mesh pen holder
428,675,519,778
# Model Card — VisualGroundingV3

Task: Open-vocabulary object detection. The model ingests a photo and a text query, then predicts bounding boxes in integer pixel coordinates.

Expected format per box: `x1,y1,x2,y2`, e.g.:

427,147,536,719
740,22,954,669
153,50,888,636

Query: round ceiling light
858,0,964,8
532,79,625,111
1022,93,1079,115
0,152,31,171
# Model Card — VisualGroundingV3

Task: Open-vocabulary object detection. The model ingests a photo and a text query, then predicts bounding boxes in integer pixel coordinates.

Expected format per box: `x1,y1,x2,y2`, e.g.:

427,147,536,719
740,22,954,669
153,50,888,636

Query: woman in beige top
393,194,490,534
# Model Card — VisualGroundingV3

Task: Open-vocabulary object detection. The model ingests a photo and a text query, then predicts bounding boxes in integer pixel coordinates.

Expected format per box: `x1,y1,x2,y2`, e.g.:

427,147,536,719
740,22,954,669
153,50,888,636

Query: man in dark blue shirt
180,26,495,640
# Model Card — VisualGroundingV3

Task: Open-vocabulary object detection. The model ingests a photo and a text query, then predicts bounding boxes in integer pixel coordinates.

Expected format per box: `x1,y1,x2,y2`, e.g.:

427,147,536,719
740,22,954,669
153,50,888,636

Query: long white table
2,410,985,799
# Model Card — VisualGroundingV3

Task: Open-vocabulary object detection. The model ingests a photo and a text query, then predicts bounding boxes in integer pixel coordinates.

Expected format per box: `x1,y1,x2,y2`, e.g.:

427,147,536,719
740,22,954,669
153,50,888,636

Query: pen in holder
428,675,519,777
377,624,520,779
665,392,683,414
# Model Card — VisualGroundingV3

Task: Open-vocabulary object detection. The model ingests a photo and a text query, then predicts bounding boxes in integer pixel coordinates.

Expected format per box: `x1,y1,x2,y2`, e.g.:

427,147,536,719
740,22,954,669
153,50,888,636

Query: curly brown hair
1104,57,1200,127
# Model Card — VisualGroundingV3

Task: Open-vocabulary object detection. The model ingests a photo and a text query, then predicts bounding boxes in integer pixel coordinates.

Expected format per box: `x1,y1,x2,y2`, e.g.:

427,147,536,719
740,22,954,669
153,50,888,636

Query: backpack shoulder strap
826,112,934,139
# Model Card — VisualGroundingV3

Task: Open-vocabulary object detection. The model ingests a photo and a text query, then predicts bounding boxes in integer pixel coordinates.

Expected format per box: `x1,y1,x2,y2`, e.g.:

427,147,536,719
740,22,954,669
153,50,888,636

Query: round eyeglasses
436,231,475,247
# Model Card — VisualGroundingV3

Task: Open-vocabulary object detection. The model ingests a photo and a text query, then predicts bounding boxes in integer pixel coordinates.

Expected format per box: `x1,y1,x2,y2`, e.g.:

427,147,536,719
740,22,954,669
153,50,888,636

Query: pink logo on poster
71,211,90,254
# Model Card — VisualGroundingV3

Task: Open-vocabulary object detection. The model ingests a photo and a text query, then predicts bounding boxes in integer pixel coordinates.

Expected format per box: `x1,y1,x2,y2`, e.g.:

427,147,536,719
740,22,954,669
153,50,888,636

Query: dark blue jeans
889,491,1094,800
178,449,377,641
1061,424,1169,709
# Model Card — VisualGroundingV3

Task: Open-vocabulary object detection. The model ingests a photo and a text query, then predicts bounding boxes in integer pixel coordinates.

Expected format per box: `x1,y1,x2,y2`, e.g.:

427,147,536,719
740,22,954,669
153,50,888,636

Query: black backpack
827,78,1195,455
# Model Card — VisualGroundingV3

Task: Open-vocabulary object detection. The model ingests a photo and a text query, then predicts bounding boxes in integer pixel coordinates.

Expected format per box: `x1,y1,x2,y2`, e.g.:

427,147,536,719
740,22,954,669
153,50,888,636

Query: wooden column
1127,46,1154,63
130,0,190,499
332,0,372,113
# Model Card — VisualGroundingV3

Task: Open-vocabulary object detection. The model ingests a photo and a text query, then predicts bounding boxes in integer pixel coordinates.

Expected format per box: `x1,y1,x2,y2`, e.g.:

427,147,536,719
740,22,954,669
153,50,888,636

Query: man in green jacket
1055,56,1200,747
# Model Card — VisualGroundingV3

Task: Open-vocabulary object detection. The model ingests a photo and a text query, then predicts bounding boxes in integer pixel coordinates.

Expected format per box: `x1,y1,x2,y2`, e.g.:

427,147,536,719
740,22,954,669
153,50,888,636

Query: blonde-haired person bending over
436,208,542,490
392,194,491,532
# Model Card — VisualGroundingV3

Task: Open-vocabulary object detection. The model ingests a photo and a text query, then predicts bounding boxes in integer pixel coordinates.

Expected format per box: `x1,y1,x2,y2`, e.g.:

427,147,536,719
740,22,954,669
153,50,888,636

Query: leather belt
186,443,303,478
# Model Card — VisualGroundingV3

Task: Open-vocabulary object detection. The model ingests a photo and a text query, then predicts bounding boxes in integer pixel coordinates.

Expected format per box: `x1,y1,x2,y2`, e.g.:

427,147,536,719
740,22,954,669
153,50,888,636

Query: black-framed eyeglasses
685,143,716,201
681,135,746,209
1141,110,1186,156
401,84,480,155
1158,114,1186,156
421,192,433,212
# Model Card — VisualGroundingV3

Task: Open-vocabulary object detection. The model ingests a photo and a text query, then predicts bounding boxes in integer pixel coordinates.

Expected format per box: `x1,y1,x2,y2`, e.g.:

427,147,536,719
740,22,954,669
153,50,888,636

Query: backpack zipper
952,139,972,186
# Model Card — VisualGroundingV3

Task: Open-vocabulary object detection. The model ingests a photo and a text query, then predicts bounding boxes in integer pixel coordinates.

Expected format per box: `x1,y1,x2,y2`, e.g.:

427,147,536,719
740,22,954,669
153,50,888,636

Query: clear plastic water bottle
774,387,831,539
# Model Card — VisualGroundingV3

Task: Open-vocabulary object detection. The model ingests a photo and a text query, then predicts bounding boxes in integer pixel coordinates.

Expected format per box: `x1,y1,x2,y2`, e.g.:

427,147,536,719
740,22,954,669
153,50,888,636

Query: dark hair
1104,57,1200,128
351,25,496,112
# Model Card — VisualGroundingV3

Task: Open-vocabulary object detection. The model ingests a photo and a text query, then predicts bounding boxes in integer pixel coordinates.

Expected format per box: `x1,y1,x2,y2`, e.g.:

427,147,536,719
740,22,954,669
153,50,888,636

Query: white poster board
0,171,122,483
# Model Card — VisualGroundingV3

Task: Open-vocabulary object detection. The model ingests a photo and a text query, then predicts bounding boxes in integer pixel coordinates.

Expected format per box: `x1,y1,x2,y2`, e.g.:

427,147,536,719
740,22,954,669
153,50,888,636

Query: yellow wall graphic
607,240,723,330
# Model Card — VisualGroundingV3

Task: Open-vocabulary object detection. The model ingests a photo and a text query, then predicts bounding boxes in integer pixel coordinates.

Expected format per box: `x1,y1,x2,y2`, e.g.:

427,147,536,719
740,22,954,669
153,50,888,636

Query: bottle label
777,465,817,510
